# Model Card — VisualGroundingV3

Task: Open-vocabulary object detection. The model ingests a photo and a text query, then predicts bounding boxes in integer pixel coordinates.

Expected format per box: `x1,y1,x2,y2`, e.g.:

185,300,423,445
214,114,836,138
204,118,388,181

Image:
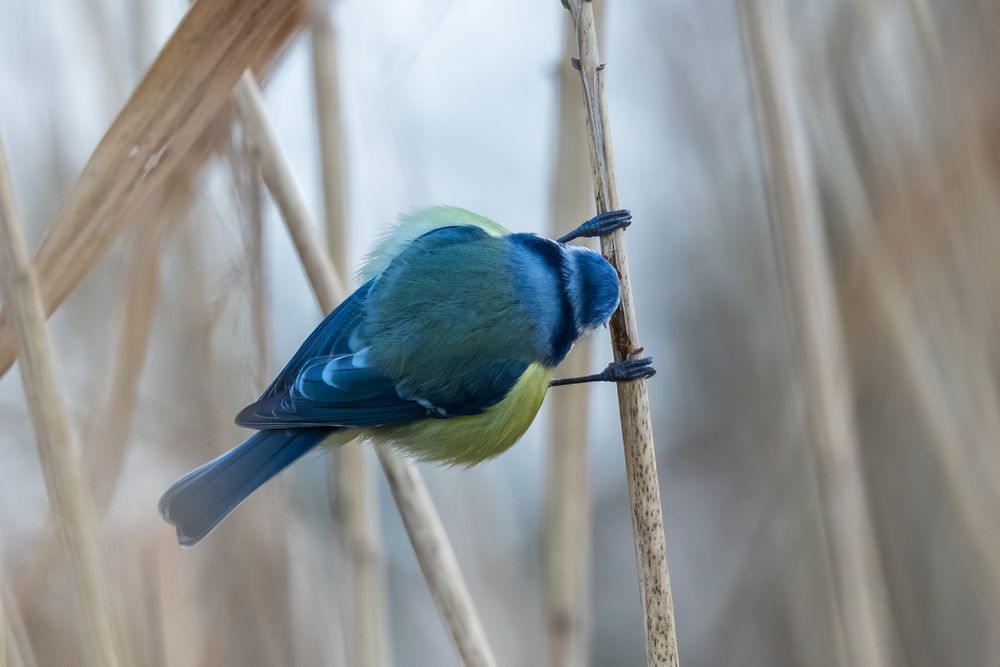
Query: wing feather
238,223,530,431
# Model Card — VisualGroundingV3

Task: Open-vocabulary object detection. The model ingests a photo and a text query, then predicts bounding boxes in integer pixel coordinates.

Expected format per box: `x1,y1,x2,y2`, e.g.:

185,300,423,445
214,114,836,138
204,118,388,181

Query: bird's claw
599,356,655,383
557,209,632,243
581,209,632,238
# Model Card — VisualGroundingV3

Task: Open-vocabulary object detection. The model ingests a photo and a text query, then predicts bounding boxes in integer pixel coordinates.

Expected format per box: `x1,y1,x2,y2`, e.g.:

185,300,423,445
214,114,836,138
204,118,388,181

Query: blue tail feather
159,428,330,546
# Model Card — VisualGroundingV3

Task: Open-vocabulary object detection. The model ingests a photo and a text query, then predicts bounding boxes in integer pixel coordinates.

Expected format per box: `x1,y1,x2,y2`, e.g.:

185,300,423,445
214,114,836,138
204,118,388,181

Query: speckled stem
309,5,391,663
561,1,679,665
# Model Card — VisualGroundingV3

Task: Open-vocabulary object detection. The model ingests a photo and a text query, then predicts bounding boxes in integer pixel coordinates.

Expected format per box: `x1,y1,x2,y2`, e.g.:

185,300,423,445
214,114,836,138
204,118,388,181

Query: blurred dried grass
1,0,999,666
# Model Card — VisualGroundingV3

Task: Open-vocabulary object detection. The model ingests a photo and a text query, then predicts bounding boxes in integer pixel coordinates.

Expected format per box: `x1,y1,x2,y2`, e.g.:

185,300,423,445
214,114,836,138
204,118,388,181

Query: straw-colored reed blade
375,447,497,667
311,1,349,274
739,2,893,665
0,139,121,667
234,74,345,313
0,565,6,667
544,11,601,667
309,4,390,664
0,0,305,378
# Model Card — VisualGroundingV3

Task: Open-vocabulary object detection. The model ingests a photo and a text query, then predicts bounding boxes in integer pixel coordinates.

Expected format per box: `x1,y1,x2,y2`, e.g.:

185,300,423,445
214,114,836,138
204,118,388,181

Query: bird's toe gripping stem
557,209,632,244
549,356,655,387
598,356,656,383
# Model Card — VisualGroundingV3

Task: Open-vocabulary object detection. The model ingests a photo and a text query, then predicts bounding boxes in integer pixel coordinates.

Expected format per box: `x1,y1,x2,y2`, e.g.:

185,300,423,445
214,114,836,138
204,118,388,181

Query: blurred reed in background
0,0,998,665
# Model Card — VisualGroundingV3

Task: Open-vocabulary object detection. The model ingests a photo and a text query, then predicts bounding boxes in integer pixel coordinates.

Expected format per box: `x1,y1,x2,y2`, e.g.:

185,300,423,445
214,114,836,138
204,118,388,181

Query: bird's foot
557,209,632,243
597,356,655,383
550,356,655,387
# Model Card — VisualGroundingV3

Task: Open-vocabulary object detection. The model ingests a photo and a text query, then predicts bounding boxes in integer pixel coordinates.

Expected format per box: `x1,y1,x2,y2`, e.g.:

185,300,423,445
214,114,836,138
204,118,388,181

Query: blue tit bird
159,205,653,546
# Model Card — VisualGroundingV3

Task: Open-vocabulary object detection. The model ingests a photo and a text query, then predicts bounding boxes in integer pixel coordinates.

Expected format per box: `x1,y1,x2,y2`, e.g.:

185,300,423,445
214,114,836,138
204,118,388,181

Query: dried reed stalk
739,2,893,666
310,4,390,664
823,0,1000,620
375,447,496,667
561,2,678,664
232,74,496,667
311,2,349,274
138,545,167,667
0,573,36,667
0,139,121,667
14,201,177,605
0,0,304,378
233,74,346,310
243,139,271,391
861,241,1000,592
0,564,5,667
86,210,175,511
335,444,385,666
544,14,600,667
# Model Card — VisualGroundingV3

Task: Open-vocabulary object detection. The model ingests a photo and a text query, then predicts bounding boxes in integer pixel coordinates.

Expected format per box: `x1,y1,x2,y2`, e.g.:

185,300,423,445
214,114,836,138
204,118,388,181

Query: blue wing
238,350,527,428
256,280,373,402
238,280,425,428
237,351,425,428
237,226,530,430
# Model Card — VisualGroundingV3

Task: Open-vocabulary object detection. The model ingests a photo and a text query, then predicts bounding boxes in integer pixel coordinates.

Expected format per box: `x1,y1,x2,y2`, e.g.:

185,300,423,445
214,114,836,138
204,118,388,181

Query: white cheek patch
564,245,619,331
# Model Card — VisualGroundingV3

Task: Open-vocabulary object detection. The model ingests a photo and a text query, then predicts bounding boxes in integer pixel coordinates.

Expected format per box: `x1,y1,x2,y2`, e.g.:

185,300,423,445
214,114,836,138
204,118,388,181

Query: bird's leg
550,357,655,387
556,209,632,243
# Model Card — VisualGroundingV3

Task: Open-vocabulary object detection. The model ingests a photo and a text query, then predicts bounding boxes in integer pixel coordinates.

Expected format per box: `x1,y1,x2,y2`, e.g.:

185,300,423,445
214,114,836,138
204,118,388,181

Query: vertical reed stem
544,12,601,666
232,74,496,667
561,2,678,664
310,4,390,664
0,138,121,667
0,573,37,667
739,2,894,665
0,564,6,667
311,0,349,274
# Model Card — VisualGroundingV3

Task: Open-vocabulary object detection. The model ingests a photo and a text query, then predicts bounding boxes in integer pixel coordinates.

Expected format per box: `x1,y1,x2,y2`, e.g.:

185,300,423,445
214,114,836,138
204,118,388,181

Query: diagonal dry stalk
233,74,496,667
560,2,678,665
137,545,167,667
234,74,346,308
0,138,121,667
739,2,893,666
375,447,496,667
0,0,304,378
544,11,601,667
309,3,390,665
85,206,176,512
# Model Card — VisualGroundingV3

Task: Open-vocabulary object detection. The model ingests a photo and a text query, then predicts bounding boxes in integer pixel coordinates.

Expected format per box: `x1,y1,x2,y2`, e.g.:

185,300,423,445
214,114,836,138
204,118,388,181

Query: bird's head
564,246,621,332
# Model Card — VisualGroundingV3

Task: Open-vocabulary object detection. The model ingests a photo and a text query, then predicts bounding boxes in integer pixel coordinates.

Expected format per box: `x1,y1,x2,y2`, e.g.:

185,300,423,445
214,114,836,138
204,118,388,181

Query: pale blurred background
1,0,999,665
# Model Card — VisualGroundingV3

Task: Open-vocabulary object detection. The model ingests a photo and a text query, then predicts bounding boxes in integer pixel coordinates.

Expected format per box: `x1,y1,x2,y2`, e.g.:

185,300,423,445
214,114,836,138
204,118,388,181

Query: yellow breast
368,363,553,465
